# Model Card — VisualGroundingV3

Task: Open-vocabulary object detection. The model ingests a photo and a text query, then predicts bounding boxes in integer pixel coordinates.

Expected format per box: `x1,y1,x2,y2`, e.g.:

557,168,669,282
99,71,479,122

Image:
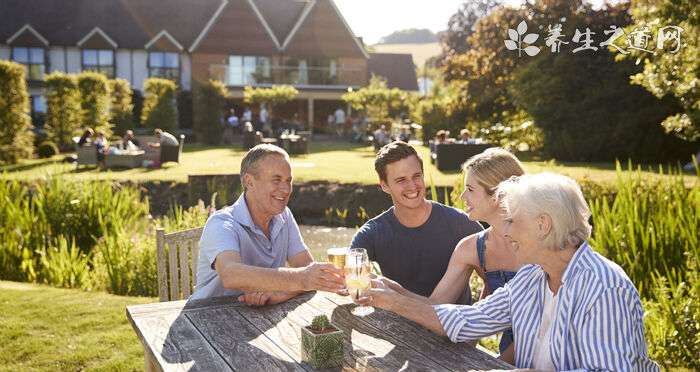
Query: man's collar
232,193,288,231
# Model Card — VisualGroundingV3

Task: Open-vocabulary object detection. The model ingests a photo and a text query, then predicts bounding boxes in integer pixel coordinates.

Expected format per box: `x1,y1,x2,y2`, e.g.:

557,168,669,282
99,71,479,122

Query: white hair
496,173,592,250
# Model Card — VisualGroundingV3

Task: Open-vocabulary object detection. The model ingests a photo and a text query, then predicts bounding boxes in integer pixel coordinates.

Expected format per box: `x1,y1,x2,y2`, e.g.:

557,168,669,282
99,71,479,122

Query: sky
333,0,609,45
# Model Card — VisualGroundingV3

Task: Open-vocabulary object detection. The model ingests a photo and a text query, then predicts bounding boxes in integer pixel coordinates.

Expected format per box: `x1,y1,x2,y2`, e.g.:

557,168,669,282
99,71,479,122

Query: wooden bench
155,226,204,302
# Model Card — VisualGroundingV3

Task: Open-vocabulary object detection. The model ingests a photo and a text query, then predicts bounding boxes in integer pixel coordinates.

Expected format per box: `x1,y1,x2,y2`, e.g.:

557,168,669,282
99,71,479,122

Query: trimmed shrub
142,78,178,132
108,78,134,136
194,80,227,144
0,60,35,164
45,72,81,149
36,141,58,158
77,72,112,136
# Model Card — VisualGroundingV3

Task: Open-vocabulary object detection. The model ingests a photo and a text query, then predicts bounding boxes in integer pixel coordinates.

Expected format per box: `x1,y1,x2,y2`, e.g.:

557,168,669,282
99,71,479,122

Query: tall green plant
194,79,227,144
77,72,112,136
589,161,700,296
108,78,134,136
142,78,178,132
0,60,34,164
38,237,90,289
45,72,81,149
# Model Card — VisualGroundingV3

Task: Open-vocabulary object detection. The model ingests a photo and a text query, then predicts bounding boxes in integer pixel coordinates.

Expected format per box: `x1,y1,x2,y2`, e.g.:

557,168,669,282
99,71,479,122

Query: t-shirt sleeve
286,208,308,258
452,209,483,238
199,213,240,269
350,220,377,261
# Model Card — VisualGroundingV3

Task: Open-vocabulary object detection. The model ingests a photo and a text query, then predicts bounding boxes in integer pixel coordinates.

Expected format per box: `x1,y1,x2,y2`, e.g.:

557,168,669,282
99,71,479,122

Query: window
82,49,114,77
148,52,179,80
30,95,47,127
227,55,271,85
12,47,45,80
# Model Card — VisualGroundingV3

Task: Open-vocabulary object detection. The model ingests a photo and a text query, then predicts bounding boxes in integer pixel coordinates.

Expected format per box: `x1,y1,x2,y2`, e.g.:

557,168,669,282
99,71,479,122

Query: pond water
299,225,358,259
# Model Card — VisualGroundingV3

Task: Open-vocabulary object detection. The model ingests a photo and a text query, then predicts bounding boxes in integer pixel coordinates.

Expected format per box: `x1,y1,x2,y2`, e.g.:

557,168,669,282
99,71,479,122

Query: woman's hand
354,279,400,311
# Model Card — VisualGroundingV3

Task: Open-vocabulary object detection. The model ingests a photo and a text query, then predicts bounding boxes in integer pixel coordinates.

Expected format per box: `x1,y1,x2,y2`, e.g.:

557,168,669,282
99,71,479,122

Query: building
0,0,418,131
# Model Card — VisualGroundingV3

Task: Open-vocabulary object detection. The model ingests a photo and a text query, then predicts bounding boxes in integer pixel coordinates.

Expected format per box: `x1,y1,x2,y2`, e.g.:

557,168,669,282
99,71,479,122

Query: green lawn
0,281,154,372
1,141,693,186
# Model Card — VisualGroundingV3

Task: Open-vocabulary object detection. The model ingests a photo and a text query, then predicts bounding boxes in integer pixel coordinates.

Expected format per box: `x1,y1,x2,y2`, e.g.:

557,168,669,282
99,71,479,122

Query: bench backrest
155,226,204,301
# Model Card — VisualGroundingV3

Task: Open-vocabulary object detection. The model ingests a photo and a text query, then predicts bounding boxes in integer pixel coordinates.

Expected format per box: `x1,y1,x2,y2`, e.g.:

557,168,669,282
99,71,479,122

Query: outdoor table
105,150,145,168
126,291,513,371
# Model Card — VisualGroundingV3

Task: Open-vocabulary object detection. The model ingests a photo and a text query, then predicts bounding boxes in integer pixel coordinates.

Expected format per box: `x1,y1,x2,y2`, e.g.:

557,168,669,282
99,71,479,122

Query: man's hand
299,262,345,293
238,291,299,306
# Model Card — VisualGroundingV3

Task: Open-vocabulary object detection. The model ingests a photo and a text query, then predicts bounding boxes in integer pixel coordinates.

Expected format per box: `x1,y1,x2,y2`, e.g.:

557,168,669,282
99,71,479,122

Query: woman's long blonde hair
462,148,525,195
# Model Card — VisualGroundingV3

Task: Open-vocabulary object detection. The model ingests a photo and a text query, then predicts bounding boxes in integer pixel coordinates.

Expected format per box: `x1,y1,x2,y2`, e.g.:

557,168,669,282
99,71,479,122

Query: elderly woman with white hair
358,173,659,371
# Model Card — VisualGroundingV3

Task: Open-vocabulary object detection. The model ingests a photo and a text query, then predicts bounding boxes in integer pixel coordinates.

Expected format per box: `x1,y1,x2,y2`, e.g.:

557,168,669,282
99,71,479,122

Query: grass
1,141,693,186
0,280,154,371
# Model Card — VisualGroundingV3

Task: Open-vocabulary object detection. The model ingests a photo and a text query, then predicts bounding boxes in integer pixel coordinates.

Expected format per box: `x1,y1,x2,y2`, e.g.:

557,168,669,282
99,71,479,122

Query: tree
45,72,81,149
0,60,34,163
510,2,694,161
438,0,502,65
620,0,700,142
243,84,298,123
141,78,178,132
108,79,134,136
77,72,112,136
194,80,228,144
342,75,415,128
379,29,437,44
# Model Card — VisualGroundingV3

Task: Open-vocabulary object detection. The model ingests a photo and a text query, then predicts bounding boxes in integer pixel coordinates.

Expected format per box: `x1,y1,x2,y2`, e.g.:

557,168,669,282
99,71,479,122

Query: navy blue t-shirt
350,201,482,298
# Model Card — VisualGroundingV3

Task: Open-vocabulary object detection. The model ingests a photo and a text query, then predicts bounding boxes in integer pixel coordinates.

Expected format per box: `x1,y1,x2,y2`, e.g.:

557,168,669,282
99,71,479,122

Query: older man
191,144,345,304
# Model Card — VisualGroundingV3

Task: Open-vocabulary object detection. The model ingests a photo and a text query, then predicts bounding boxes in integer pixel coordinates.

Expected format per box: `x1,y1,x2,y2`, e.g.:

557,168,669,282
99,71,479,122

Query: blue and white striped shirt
434,242,659,371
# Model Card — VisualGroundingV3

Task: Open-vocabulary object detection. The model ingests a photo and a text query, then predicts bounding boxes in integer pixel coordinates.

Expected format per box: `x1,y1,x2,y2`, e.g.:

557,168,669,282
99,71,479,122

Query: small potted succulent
301,315,344,369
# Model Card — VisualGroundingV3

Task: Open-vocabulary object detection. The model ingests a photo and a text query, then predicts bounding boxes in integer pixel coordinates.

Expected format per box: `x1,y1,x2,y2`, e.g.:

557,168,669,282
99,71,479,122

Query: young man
191,144,345,305
351,141,482,300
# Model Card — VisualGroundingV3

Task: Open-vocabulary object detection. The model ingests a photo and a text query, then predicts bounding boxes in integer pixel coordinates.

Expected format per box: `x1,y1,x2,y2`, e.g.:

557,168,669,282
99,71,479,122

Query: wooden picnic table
126,291,513,371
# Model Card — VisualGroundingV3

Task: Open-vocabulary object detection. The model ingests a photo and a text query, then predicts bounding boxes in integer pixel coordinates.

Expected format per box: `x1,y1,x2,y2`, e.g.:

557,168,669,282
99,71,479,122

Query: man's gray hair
496,173,592,250
240,144,289,190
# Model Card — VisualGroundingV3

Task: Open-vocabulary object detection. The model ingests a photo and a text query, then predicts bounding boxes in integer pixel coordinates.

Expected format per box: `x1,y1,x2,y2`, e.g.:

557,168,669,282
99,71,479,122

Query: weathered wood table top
126,291,513,371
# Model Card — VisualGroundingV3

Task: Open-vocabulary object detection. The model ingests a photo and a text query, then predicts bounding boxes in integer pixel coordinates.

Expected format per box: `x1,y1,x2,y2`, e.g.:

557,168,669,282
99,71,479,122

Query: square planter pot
300,324,344,369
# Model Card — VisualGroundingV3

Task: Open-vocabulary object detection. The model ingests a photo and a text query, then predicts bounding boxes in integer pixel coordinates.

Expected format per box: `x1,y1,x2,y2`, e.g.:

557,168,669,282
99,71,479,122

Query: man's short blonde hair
497,173,592,250
462,148,525,195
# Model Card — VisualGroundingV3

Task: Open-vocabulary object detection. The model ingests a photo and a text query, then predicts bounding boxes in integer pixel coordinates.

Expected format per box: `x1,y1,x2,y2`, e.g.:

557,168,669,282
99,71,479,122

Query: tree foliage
141,78,178,132
620,0,700,142
194,80,228,144
108,79,134,136
342,75,415,126
439,0,502,64
243,85,298,106
0,60,34,163
45,72,81,149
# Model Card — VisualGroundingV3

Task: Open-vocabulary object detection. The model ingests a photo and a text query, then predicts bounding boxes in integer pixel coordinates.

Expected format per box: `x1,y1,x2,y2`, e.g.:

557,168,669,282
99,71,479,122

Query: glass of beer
345,248,374,317
326,247,348,269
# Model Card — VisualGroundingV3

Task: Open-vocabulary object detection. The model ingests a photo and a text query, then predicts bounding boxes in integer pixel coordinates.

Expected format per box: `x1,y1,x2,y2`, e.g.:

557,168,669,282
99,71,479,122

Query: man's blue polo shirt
190,193,308,300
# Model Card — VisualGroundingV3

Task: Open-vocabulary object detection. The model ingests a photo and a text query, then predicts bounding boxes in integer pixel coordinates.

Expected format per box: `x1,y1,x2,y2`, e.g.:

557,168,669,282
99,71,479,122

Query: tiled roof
0,0,226,49
368,53,419,91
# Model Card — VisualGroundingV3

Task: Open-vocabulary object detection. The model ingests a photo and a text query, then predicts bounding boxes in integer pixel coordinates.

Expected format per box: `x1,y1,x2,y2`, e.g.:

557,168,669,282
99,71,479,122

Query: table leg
144,349,158,372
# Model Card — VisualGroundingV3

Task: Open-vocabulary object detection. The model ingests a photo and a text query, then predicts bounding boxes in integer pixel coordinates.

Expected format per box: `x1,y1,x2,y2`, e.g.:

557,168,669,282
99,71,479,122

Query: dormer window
148,52,179,81
12,47,45,80
82,49,115,78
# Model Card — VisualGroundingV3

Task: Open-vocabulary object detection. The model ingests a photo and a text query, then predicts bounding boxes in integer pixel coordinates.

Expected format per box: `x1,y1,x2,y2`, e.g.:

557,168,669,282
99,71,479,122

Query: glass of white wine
344,248,374,317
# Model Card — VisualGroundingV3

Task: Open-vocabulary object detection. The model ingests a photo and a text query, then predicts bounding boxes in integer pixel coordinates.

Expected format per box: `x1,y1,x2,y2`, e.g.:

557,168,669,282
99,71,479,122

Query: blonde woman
376,147,524,363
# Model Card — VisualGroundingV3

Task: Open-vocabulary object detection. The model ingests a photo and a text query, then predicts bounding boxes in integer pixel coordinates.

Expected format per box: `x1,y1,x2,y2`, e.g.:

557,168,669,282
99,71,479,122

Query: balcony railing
209,64,365,88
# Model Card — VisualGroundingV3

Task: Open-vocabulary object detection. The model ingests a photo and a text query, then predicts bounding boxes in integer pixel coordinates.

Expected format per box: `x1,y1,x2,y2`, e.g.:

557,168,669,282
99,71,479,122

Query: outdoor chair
160,134,185,164
242,130,263,149
155,226,204,301
433,143,493,171
76,144,97,168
